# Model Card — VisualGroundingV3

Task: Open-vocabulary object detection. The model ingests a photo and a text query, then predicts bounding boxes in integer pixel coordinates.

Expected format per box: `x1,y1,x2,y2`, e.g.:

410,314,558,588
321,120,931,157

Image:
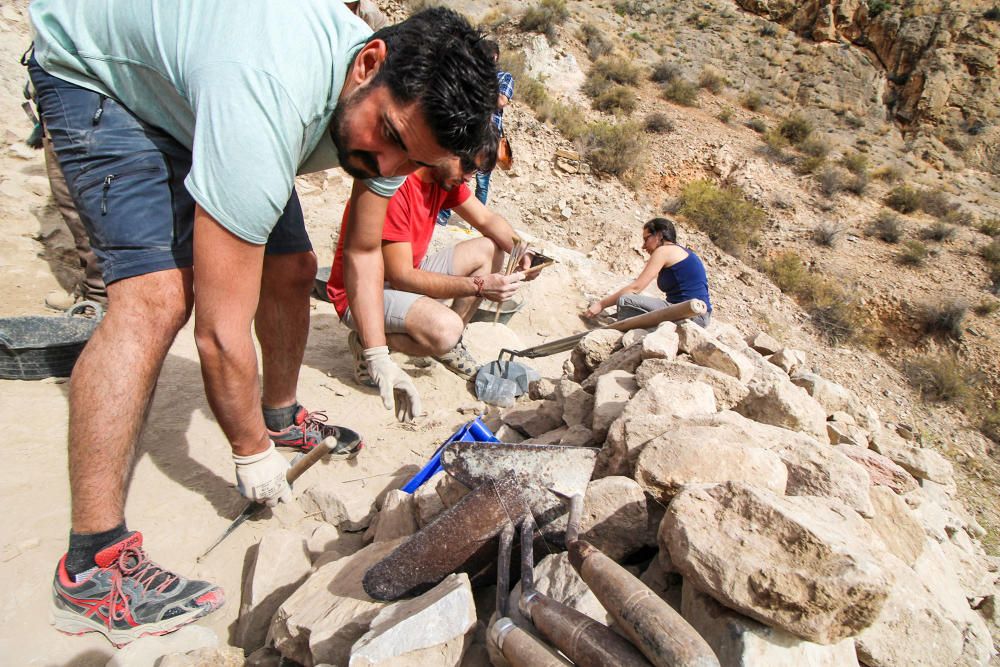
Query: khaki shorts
342,245,455,333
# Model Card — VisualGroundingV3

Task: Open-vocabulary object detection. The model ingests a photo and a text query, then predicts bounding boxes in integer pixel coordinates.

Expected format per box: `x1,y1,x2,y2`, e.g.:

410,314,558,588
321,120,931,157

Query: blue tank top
656,249,712,312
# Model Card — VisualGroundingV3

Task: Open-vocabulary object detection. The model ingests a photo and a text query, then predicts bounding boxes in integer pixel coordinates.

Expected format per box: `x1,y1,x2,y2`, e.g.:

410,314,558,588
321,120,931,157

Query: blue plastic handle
401,417,499,493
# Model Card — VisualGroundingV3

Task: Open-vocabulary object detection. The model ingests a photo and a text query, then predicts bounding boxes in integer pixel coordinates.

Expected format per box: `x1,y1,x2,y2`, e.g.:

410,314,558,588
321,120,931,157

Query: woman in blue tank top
583,217,713,327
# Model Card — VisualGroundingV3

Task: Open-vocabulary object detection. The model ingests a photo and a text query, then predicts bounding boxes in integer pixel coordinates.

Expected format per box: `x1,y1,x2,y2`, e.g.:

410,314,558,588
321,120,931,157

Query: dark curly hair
370,8,497,156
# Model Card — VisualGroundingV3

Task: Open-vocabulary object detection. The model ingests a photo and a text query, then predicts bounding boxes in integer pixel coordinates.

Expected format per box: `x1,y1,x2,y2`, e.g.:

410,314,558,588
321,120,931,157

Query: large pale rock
635,431,787,503
856,546,994,667
106,626,217,667
594,413,673,477
559,424,597,447
747,331,781,355
270,539,403,666
373,490,418,543
836,444,918,494
435,474,471,508
866,487,924,567
581,343,644,390
237,530,313,652
503,399,563,437
635,358,749,410
621,327,649,348
620,377,717,421
413,471,447,528
640,322,679,360
509,552,612,626
791,372,878,431
591,370,638,437
558,380,593,428
677,321,755,382
736,373,830,444
303,479,376,531
871,434,954,484
579,477,648,561
570,329,622,380
349,573,475,666
663,482,893,644
706,321,749,351
681,584,860,667
768,348,806,375
825,420,869,447
155,647,244,667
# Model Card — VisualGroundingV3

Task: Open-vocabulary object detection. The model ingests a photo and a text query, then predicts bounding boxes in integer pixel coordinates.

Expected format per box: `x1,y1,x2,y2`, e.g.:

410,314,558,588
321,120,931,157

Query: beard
330,86,381,180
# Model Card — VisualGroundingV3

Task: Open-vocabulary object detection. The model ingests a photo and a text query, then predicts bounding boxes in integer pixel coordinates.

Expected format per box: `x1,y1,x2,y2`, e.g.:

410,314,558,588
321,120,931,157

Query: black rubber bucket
0,302,103,380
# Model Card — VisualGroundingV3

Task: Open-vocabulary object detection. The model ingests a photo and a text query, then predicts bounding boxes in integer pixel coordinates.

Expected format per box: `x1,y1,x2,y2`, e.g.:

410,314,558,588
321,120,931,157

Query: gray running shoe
434,339,480,381
52,532,224,647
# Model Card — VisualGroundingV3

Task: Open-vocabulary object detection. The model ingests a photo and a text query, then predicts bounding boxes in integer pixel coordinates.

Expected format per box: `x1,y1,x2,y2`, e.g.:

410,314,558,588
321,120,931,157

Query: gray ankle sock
263,403,300,431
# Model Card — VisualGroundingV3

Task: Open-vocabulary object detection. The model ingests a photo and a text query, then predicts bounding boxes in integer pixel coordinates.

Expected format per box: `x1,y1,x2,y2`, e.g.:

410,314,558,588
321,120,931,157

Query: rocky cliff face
737,0,1000,173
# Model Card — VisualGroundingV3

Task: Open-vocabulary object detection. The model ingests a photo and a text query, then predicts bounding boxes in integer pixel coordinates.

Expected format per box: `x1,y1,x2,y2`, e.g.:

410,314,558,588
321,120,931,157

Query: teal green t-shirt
30,0,404,244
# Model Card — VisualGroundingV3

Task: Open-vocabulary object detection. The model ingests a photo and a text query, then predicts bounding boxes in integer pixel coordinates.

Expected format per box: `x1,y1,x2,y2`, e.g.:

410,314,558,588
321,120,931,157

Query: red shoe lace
106,546,178,625
299,409,336,439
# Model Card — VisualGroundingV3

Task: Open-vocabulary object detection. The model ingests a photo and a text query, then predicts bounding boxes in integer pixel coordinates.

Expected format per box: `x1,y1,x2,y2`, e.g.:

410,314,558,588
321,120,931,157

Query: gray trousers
616,294,711,328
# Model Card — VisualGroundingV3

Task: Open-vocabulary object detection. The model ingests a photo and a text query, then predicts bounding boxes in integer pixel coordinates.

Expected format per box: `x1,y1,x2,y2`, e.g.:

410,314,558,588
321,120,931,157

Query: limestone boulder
509,552,612,626
570,329,622,380
581,343,644,390
620,376,717,422
635,431,787,503
236,530,313,653
681,584,860,667
635,358,749,410
705,321,750,351
677,321,755,382
871,434,954,485
747,331,781,355
559,424,597,447
836,444,918,494
640,322,679,360
106,626,217,667
590,370,638,438
768,348,806,375
269,539,403,666
791,372,878,431
736,373,830,444
579,477,648,561
303,479,376,532
866,486,924,567
373,490,418,543
663,482,893,644
621,327,649,348
557,380,593,428
528,377,557,401
413,471,447,528
503,399,563,438
594,413,674,478
155,647,244,667
348,573,475,666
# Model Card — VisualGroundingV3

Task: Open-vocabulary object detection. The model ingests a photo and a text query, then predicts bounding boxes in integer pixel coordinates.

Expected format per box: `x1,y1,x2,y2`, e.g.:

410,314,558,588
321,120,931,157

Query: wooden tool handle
286,439,332,485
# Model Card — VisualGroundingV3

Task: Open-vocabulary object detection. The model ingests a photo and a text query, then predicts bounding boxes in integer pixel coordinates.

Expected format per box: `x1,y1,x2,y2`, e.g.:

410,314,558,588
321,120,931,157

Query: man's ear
349,39,388,88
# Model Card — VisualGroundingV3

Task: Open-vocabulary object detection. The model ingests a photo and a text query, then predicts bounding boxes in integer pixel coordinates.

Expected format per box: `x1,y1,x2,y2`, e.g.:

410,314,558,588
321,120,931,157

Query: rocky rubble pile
143,318,998,667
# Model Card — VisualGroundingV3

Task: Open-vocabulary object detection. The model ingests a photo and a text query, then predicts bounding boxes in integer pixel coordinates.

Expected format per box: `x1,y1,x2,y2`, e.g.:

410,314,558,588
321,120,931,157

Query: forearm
195,324,268,456
345,248,388,348
387,267,479,299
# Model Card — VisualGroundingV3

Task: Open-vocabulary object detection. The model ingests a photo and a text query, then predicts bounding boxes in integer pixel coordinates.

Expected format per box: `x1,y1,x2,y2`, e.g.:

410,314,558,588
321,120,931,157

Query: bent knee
425,314,464,356
272,252,317,291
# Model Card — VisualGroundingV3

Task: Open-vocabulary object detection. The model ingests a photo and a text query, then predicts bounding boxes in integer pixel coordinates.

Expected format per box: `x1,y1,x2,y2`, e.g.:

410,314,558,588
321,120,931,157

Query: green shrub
797,155,826,175
778,114,813,145
814,221,842,247
762,128,790,156
904,354,972,403
984,5,1000,20
718,108,733,124
898,239,929,266
800,136,831,159
746,117,767,134
873,163,904,182
678,180,765,256
974,298,999,316
868,0,892,18
919,189,955,219
741,91,764,111
583,121,646,180
590,57,644,86
662,79,699,106
644,112,674,133
943,207,975,227
521,0,569,39
868,210,904,243
698,67,726,94
817,166,846,197
840,152,869,175
921,221,957,242
763,251,814,296
578,22,614,59
885,185,921,214
809,281,870,345
593,85,638,113
548,101,587,140
980,219,1000,237
650,59,681,83
982,239,1000,266
845,171,869,196
982,404,1000,444
918,300,967,339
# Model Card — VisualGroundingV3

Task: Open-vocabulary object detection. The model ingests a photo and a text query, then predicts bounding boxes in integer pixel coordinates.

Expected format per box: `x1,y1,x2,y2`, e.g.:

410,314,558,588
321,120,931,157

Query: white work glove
364,346,423,422
233,441,292,507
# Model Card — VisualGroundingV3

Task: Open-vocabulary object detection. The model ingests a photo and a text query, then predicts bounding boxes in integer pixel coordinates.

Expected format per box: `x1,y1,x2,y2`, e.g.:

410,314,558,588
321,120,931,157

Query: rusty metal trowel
363,472,530,601
441,442,597,530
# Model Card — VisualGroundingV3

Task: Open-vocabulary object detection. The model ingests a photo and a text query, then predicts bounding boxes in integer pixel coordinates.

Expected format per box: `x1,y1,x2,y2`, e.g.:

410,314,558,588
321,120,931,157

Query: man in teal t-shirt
28,1,497,645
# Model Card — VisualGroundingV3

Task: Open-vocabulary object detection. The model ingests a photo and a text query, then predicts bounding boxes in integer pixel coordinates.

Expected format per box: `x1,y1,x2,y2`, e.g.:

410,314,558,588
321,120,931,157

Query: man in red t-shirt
328,153,529,383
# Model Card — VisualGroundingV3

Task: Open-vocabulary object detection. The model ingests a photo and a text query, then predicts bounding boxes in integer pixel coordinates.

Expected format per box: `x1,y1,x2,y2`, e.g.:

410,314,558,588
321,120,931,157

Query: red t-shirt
327,173,471,317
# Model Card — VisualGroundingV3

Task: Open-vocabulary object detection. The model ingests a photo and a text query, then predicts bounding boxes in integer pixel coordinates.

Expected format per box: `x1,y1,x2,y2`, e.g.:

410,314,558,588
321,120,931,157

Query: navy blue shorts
27,57,311,285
